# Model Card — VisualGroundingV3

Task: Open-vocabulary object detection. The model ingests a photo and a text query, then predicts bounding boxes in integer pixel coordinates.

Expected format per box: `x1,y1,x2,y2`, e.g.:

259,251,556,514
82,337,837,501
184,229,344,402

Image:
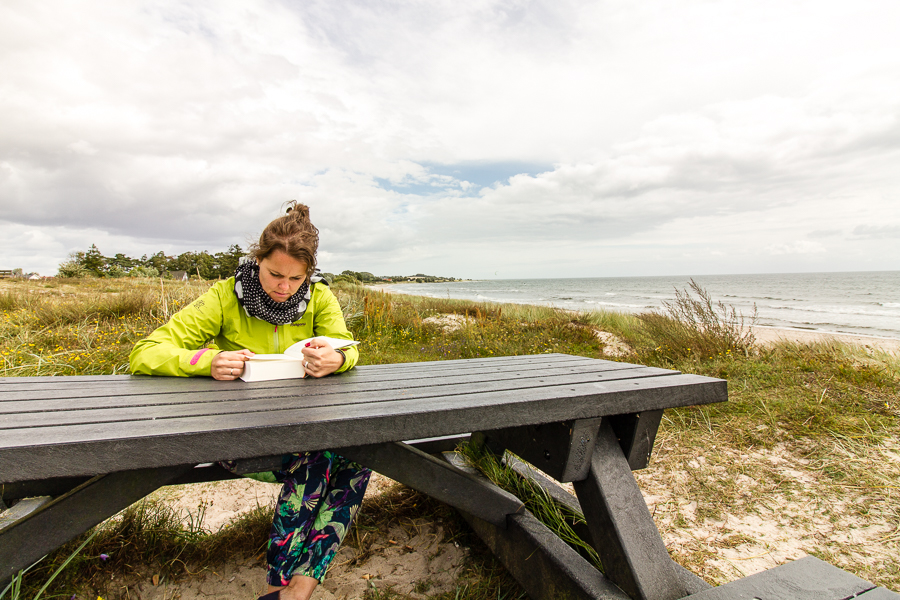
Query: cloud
2,0,900,276
808,229,842,238
852,224,900,239
765,241,827,255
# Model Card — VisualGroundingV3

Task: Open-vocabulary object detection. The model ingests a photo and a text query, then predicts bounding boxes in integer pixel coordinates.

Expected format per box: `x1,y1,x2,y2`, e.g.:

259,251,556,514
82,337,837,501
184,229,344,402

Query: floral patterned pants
224,451,371,585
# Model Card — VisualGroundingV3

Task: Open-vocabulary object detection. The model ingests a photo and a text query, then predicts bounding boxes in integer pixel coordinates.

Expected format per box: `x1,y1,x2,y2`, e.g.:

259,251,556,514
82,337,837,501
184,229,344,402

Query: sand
751,325,900,354
134,473,470,600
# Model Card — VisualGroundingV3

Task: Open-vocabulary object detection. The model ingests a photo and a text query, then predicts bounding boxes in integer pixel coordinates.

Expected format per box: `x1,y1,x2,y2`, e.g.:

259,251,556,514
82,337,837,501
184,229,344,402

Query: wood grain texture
0,355,727,483
0,359,653,404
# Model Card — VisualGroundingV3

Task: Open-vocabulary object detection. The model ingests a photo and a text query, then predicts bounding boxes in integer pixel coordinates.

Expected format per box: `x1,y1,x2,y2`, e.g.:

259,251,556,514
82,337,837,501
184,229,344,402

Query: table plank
0,359,650,404
0,367,675,428
0,369,726,482
0,354,602,389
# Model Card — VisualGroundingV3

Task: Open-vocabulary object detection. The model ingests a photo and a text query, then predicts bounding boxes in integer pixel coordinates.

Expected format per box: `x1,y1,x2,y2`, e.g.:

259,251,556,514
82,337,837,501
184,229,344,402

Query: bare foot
267,575,318,600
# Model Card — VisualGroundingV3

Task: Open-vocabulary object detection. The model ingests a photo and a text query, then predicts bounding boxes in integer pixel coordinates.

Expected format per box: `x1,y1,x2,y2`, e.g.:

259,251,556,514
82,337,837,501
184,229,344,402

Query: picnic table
1,353,896,600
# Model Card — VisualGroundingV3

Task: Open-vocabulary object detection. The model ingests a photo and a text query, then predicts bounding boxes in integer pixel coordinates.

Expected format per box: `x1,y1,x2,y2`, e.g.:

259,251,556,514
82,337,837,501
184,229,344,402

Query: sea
378,271,900,341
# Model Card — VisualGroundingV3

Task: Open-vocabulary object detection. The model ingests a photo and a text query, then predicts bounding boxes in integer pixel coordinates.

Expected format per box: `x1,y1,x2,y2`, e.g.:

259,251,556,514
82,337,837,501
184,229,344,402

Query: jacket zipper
273,325,279,353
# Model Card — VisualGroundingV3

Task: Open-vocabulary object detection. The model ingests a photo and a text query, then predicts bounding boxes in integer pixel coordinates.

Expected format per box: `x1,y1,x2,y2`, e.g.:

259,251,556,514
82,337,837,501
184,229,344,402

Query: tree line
58,244,246,279
56,245,462,283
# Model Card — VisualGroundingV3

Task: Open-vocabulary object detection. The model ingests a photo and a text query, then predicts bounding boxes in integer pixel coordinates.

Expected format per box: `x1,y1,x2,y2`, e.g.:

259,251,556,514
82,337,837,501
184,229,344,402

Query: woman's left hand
301,339,346,378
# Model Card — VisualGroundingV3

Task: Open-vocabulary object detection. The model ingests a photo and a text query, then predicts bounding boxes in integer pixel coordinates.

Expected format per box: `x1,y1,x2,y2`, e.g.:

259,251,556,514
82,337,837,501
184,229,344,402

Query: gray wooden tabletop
0,354,726,483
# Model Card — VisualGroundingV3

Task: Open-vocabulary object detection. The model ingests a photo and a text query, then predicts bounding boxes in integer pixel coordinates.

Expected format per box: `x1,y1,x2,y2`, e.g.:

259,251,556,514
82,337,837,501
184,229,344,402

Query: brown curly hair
248,201,319,276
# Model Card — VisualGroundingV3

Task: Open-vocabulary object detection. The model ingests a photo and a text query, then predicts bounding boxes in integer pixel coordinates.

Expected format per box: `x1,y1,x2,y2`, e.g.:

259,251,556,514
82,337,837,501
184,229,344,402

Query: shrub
56,261,89,278
128,265,159,278
639,279,756,361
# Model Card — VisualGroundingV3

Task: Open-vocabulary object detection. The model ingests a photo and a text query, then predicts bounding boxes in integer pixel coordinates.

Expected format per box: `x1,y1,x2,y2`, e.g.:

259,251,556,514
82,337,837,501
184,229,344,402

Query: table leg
574,419,687,600
340,441,524,527
0,465,193,587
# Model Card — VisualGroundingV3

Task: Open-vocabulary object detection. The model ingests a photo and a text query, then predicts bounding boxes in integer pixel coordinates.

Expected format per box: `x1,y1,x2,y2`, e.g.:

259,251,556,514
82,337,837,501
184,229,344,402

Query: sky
2,0,899,279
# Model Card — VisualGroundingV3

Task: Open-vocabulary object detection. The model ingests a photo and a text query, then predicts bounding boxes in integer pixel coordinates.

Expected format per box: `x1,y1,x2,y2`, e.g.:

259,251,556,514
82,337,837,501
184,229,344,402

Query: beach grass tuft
635,278,757,362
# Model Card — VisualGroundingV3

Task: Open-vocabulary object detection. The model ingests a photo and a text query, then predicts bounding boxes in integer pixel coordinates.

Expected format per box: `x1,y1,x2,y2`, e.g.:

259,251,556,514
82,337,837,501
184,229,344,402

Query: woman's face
257,250,308,302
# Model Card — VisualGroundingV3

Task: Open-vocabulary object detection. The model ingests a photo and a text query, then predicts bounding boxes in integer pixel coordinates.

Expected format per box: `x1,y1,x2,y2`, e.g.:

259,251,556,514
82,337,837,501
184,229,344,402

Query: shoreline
366,284,900,354
750,325,900,353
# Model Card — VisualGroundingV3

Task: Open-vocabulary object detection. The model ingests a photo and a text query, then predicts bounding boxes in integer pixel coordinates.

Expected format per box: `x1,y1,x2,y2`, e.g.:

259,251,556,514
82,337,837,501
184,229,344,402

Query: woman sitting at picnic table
129,202,368,600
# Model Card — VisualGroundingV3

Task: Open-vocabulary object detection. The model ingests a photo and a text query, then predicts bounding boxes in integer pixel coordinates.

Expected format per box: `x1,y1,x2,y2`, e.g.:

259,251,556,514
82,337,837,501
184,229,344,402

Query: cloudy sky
2,0,899,278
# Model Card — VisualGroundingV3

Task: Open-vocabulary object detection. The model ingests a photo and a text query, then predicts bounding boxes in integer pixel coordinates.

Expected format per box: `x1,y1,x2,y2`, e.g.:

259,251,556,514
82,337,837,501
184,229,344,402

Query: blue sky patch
376,161,554,196
424,161,553,188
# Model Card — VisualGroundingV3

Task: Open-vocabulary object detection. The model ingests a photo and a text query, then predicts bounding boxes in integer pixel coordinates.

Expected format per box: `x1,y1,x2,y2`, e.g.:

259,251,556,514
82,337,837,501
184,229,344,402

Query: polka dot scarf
233,258,324,325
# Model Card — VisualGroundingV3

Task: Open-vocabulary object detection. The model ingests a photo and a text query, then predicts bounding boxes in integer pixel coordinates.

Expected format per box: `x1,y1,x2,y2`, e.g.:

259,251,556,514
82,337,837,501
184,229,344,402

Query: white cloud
853,224,900,239
1,0,900,276
766,241,827,256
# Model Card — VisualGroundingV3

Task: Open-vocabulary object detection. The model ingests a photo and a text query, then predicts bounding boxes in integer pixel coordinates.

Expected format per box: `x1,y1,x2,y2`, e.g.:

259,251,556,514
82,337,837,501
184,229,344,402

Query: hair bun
285,200,311,222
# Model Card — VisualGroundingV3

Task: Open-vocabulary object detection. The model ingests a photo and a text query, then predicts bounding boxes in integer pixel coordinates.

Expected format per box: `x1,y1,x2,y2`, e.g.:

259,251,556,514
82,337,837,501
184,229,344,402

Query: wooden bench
1,354,896,599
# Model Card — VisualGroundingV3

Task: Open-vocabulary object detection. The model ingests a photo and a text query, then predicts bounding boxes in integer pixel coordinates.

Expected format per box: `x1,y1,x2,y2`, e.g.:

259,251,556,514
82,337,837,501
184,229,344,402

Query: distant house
0,270,13,279
169,271,189,281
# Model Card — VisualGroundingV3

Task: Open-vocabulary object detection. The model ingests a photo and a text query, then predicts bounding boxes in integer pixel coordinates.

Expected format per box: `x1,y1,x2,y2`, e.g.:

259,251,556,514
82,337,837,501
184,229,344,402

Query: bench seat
682,555,899,600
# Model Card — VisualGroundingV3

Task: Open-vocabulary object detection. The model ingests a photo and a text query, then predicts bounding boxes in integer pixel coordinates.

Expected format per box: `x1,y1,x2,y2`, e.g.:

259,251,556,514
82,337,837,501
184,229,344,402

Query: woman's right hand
211,349,255,380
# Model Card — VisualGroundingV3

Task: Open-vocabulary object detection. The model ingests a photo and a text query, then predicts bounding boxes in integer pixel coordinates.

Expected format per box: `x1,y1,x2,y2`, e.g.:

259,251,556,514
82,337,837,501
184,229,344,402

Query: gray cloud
853,224,900,239
2,0,900,277
808,229,842,238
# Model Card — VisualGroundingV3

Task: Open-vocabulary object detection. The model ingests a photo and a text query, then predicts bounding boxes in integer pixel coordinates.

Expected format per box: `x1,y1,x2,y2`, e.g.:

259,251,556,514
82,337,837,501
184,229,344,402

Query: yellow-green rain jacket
129,278,358,377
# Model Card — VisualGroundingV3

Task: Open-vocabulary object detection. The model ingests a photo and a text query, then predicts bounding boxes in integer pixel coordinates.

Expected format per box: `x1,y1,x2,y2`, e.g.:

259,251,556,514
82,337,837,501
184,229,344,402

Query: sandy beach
750,325,900,353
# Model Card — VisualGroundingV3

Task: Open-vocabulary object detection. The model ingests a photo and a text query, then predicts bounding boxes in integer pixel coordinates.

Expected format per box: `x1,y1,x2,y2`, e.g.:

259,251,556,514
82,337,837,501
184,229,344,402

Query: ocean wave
757,296,808,302
589,301,653,309
765,304,900,317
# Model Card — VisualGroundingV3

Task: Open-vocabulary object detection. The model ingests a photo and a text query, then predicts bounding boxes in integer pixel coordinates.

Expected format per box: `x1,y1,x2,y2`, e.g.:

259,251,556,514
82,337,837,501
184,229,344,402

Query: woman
130,202,370,600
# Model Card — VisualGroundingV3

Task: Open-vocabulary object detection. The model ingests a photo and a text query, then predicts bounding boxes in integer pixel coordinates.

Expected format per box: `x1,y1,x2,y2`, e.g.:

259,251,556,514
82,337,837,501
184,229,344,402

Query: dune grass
0,278,208,377
1,277,898,595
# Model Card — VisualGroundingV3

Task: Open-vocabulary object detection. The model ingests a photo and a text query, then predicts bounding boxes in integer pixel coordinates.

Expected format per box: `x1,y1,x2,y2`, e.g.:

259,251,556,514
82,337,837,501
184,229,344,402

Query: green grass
3,498,273,599
0,278,209,377
1,277,898,593
332,282,604,365
456,442,602,570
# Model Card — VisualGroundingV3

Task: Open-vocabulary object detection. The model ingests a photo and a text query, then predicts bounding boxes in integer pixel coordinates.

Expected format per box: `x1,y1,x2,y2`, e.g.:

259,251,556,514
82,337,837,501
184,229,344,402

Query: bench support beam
474,418,603,482
0,465,193,588
341,442,524,528
574,419,687,600
463,510,632,600
504,454,710,596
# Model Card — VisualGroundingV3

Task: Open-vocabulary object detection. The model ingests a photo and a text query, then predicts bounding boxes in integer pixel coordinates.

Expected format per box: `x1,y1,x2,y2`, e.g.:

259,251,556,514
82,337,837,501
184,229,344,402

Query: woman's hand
301,339,346,378
211,349,255,380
